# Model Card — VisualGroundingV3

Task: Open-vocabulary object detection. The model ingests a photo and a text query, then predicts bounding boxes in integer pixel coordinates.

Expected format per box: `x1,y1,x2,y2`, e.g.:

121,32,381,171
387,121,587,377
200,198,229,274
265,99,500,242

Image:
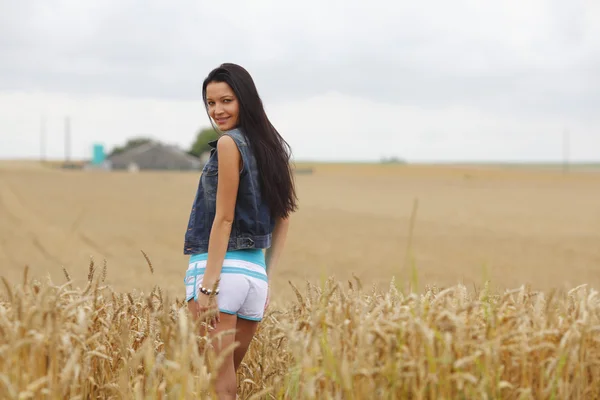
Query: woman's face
205,81,239,131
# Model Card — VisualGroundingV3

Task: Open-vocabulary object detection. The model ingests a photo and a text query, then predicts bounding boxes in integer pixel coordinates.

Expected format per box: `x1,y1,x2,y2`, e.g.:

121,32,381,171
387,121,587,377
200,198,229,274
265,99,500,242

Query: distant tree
189,127,220,157
380,155,407,164
109,137,154,156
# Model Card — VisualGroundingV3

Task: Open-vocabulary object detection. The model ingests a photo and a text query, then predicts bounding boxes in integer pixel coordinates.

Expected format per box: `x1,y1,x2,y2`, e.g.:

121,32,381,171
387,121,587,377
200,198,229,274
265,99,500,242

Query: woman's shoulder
215,134,239,155
222,128,249,146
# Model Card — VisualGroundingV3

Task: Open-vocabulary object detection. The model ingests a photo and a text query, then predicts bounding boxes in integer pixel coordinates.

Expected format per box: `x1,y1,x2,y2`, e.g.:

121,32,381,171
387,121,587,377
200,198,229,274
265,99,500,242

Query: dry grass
2,259,600,399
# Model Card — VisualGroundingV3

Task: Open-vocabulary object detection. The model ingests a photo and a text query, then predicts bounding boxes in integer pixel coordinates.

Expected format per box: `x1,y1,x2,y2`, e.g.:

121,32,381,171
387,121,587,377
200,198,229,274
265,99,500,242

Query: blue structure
92,143,105,165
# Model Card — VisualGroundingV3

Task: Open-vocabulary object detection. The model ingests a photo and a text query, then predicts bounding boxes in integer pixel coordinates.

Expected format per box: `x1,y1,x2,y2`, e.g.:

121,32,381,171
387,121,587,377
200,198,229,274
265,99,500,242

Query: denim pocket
202,157,219,176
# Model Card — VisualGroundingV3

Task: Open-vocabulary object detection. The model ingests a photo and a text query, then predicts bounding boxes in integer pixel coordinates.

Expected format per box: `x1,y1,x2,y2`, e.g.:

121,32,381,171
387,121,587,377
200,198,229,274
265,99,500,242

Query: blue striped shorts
184,249,269,322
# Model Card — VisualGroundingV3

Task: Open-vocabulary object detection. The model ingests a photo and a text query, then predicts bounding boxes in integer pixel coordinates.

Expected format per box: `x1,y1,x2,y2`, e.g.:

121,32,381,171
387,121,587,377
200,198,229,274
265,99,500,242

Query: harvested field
0,162,599,300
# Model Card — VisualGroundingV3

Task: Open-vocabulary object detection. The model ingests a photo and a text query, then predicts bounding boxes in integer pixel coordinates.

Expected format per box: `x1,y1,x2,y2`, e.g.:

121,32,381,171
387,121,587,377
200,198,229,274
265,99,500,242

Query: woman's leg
209,312,239,400
232,274,267,371
233,318,260,371
187,300,240,400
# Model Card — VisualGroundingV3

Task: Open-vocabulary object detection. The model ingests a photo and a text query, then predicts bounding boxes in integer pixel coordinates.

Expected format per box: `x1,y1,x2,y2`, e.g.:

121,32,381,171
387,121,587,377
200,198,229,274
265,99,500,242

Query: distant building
106,141,203,171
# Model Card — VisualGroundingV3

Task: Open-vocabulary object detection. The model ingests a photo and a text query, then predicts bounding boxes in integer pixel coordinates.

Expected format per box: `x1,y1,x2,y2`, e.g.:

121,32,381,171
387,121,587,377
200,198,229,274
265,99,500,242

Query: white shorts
184,258,269,322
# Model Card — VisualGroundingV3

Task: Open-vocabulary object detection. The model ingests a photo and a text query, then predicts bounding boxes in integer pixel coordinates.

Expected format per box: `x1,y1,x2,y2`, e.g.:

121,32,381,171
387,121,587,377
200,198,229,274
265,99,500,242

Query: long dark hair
202,63,298,219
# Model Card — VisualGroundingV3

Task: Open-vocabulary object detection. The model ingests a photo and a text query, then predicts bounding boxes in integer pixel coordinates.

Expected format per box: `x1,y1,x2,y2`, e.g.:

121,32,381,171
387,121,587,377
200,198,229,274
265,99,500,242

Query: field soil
1,161,600,302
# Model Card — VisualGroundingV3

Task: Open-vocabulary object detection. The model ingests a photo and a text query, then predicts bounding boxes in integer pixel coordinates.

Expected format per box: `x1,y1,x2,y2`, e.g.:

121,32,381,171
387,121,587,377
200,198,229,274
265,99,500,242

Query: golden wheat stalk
1,262,600,399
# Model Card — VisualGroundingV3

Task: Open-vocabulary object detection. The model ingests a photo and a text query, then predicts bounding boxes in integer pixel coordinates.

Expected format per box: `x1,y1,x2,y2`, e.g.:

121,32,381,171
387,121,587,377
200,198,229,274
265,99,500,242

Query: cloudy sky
1,0,598,162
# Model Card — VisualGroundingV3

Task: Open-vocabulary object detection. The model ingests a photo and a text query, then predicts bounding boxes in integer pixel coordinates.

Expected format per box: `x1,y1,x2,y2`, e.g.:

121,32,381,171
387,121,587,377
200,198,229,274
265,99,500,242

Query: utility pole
64,116,71,163
562,128,569,173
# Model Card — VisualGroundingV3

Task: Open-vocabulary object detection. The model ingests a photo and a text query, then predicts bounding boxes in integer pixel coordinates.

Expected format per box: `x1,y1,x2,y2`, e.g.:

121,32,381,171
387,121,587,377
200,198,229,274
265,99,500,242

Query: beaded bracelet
199,286,220,296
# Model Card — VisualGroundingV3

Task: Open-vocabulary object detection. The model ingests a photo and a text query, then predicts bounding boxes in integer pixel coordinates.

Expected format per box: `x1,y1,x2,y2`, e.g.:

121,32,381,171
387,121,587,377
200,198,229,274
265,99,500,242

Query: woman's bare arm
201,135,241,291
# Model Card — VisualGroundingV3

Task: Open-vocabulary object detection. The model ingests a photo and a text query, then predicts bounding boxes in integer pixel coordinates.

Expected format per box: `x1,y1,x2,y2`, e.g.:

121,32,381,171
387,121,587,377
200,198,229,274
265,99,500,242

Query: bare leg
210,312,239,400
188,300,239,400
233,318,260,371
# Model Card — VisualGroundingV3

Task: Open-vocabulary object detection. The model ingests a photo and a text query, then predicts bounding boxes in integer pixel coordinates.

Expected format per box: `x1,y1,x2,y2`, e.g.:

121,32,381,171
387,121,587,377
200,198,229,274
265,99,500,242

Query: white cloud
2,90,596,162
0,91,205,159
269,91,598,162
0,0,598,161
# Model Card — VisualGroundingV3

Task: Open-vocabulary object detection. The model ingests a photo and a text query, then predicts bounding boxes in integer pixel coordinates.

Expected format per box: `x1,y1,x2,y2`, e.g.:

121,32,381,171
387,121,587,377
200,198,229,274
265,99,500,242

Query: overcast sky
1,0,598,162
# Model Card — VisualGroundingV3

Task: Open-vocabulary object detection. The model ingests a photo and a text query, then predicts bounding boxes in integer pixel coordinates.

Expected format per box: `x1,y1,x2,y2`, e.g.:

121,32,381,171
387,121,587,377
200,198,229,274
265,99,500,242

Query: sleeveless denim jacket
183,128,274,255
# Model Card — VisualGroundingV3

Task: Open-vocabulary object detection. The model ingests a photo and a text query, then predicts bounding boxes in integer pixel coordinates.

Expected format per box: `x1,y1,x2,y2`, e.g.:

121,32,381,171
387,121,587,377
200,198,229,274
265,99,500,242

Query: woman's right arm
265,216,291,275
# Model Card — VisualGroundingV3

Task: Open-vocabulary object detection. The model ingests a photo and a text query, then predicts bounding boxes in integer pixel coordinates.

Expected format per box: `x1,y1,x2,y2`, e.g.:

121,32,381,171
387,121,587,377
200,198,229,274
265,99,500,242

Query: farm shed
106,142,202,171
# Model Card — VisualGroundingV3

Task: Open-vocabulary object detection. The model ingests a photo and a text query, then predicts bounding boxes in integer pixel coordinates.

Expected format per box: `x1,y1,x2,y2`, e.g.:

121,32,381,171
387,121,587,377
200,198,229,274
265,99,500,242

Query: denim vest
183,128,274,255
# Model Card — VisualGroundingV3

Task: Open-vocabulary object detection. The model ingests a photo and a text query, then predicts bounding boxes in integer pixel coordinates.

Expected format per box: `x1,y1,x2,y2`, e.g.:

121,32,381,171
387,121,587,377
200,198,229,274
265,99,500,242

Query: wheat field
1,162,600,398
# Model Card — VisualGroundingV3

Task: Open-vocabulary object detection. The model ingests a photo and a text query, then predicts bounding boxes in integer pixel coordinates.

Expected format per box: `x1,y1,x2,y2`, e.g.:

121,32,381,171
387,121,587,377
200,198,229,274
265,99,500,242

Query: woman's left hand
195,292,220,328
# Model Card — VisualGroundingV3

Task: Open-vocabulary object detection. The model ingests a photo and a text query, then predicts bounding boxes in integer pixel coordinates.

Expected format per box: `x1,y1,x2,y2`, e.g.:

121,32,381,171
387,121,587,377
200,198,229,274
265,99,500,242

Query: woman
183,63,297,399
